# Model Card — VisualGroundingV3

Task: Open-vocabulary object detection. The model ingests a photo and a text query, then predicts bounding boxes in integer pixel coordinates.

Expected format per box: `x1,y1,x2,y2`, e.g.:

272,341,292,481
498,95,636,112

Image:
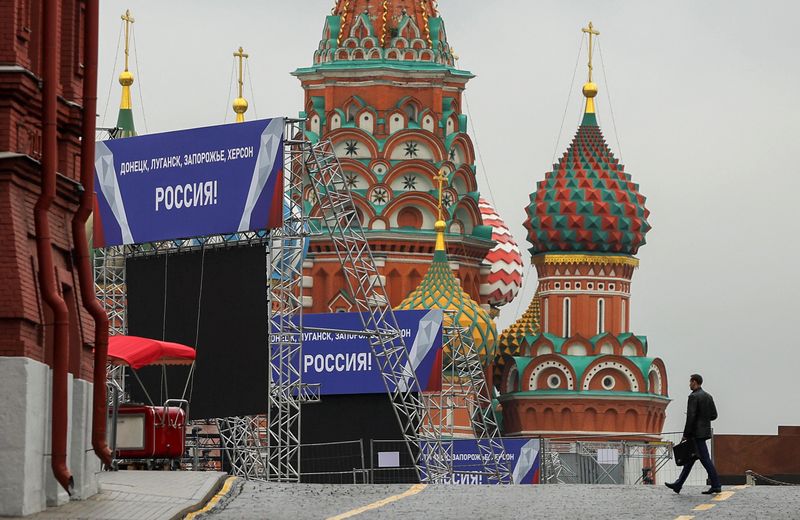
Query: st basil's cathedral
296,2,670,439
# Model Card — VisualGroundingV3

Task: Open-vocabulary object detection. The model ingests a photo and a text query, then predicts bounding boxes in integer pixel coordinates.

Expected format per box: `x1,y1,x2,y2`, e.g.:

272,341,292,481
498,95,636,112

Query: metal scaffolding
265,120,320,483
94,245,128,402
303,139,451,483
442,318,512,483
216,415,268,480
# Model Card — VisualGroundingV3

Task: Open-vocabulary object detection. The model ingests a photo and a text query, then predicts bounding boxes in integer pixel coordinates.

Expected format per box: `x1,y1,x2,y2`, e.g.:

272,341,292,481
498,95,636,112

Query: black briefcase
673,439,697,466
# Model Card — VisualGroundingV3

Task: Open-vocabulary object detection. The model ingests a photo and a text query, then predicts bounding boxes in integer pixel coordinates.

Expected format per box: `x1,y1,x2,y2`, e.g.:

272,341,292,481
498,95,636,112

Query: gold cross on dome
233,46,249,99
581,21,600,82
434,167,448,220
121,10,135,71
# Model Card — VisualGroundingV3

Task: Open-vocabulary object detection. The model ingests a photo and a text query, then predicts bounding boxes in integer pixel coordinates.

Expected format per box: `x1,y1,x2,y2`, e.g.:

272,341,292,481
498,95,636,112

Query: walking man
666,374,722,494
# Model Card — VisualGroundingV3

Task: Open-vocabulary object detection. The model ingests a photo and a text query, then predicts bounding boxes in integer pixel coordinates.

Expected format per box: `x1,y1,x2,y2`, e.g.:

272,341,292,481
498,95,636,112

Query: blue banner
296,309,443,395
93,118,284,247
423,438,540,484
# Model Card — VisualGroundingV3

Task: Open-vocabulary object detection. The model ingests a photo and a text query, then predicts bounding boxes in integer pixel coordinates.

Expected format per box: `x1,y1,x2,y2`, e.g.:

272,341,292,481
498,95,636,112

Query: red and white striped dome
479,198,524,307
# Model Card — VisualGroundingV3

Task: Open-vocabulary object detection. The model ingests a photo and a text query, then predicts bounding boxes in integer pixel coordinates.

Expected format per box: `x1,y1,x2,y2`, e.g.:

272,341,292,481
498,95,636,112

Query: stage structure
94,120,451,483
94,119,315,480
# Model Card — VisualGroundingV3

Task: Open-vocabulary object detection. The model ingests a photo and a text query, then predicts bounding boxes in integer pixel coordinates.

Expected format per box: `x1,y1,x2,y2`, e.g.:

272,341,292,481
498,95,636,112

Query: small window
548,375,562,389
565,282,571,289
555,282,561,289
543,299,549,334
598,283,605,290
588,282,594,290
562,298,571,337
621,300,627,332
609,283,615,290
602,376,615,390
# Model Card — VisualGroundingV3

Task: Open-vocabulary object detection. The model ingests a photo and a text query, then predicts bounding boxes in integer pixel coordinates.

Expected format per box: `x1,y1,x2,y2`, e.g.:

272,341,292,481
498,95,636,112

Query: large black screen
126,245,268,419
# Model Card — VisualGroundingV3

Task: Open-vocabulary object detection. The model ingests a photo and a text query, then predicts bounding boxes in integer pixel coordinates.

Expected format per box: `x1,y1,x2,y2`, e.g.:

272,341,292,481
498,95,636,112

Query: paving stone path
204,483,800,520
18,471,227,520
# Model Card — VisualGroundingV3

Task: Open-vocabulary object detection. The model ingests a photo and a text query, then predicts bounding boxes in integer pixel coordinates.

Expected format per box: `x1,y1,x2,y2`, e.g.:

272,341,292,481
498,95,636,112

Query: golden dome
118,70,134,87
582,81,598,98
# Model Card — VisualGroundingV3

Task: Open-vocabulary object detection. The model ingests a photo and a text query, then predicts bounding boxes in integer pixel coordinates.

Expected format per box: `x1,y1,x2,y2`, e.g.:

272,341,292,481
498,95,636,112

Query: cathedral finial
581,21,600,115
434,167,448,251
232,46,249,123
118,9,135,110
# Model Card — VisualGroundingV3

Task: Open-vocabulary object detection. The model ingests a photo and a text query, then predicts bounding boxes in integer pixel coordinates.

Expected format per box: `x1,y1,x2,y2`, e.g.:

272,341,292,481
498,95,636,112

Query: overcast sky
97,0,800,436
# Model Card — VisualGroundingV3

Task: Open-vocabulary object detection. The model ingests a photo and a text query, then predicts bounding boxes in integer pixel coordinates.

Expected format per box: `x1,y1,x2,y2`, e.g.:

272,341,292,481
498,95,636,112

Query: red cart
107,336,195,467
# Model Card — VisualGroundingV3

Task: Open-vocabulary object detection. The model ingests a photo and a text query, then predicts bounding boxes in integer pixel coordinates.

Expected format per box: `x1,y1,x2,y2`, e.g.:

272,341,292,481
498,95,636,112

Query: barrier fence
539,432,711,487
179,428,716,486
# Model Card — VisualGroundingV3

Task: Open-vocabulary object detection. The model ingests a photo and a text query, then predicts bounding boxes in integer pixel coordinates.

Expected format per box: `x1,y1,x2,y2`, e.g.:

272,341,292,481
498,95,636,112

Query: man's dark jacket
683,388,718,440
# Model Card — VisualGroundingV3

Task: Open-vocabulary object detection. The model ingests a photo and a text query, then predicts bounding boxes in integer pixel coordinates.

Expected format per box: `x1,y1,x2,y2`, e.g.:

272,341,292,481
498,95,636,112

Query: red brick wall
714,426,800,480
0,0,96,381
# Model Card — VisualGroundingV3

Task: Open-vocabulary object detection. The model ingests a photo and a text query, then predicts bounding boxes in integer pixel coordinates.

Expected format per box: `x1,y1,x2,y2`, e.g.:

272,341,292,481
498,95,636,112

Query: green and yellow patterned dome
397,219,497,366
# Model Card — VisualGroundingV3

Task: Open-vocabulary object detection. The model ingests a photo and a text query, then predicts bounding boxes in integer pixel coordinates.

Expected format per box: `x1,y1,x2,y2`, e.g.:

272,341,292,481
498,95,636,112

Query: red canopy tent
107,335,195,370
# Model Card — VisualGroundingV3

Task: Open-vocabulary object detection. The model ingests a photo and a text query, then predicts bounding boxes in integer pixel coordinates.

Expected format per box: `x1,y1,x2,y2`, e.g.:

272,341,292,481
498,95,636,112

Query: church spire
433,167,448,252
116,9,136,137
581,22,600,124
581,21,600,121
232,47,249,123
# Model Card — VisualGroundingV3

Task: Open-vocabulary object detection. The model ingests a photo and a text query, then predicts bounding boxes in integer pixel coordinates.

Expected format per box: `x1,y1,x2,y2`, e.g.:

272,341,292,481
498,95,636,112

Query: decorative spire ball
119,70,134,87
232,96,248,120
233,46,250,123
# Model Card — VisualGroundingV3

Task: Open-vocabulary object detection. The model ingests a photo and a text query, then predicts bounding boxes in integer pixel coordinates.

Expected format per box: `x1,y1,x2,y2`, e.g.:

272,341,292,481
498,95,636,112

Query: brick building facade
0,0,102,514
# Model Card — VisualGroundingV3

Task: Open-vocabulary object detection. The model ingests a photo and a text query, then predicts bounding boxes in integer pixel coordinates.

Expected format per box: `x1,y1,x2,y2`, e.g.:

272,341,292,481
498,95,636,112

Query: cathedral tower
497,23,669,438
295,0,500,313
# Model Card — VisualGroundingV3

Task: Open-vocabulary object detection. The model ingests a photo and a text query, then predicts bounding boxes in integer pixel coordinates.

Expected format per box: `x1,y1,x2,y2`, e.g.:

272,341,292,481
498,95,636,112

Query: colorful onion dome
494,287,541,377
523,112,650,256
314,0,455,67
397,220,497,366
478,198,524,308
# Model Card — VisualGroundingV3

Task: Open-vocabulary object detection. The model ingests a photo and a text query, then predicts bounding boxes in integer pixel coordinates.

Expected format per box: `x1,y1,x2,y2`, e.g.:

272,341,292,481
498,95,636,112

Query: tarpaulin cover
107,335,196,369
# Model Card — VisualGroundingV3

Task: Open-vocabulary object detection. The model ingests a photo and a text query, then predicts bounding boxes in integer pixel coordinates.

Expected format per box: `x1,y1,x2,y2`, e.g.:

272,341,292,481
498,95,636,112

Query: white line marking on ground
326,483,427,520
713,491,736,501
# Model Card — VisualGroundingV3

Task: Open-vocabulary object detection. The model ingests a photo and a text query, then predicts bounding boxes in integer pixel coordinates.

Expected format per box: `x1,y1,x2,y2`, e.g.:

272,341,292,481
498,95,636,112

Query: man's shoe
665,482,681,494
701,487,722,495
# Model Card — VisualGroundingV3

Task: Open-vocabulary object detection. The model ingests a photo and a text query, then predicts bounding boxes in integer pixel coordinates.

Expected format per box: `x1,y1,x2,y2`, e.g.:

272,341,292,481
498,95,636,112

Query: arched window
345,104,357,123
403,103,417,123
562,298,571,338
397,206,423,229
597,298,606,335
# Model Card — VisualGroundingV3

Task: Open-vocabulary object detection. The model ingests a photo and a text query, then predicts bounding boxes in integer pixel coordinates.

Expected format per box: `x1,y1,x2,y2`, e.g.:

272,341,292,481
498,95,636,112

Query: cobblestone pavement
204,483,800,520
